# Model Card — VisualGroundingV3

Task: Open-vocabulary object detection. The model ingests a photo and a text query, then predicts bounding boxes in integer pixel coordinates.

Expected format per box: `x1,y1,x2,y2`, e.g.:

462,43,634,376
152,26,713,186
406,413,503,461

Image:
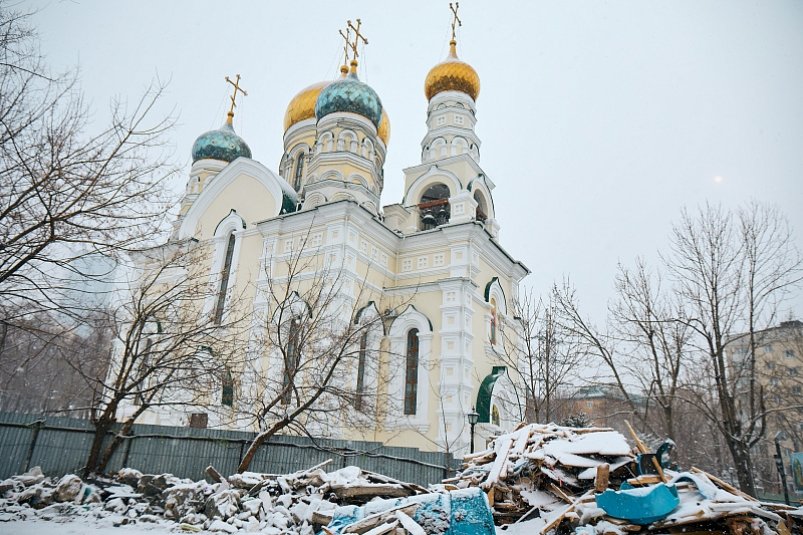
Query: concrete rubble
0,460,493,534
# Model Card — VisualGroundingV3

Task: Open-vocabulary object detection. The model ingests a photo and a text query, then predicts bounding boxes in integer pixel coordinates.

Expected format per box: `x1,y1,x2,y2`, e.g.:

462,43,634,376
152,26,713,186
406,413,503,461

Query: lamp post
774,431,790,505
467,407,479,453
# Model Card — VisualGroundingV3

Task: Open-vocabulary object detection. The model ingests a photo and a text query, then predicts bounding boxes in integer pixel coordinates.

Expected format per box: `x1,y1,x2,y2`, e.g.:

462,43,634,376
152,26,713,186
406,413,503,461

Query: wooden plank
690,467,757,502
548,483,575,504
626,474,662,486
331,484,412,500
624,420,666,483
482,437,513,489
538,489,594,535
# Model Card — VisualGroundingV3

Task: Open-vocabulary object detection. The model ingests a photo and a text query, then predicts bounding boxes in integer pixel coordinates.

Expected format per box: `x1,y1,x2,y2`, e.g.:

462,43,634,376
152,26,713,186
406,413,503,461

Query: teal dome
315,71,382,128
192,122,252,163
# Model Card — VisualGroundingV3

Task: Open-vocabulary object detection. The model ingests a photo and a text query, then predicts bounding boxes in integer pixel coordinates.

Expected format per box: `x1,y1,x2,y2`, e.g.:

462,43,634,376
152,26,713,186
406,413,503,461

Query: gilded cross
225,74,248,122
338,24,351,65
449,2,462,41
347,19,368,60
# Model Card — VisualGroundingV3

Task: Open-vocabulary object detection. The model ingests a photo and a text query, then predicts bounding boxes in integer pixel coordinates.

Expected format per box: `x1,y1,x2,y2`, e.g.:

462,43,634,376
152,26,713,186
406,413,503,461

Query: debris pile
449,423,803,534
0,460,444,534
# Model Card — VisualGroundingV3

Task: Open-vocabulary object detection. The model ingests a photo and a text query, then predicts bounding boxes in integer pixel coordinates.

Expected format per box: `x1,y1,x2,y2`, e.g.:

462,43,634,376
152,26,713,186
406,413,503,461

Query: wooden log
595,463,610,492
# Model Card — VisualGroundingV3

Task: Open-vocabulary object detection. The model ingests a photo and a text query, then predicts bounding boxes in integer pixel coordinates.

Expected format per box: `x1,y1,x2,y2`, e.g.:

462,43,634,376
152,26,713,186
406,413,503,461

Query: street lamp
467,407,479,453
774,431,790,505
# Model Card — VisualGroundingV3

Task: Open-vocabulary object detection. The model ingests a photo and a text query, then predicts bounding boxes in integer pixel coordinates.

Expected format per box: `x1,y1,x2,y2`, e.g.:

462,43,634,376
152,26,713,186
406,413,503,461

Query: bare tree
236,232,399,473
552,281,649,428
666,202,801,495
0,312,111,416
556,203,801,495
0,2,176,321
494,287,584,424
80,241,245,476
609,259,692,441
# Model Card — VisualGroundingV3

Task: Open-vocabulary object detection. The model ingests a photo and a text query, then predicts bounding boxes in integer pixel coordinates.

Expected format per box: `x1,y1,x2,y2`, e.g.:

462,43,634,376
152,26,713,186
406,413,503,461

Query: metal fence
0,412,455,485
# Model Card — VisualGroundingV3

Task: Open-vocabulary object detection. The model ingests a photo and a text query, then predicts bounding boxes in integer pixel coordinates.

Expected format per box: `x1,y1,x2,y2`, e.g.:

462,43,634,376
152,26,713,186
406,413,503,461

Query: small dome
315,64,383,128
377,109,390,146
192,122,251,163
284,81,329,131
424,40,480,102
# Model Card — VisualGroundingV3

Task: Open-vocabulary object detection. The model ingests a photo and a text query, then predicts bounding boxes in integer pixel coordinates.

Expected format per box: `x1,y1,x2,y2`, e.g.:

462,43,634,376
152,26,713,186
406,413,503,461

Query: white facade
123,38,529,455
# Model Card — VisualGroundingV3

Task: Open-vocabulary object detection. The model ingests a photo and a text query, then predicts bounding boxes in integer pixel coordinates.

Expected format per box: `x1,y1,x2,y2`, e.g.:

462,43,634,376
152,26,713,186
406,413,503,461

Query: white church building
123,18,529,455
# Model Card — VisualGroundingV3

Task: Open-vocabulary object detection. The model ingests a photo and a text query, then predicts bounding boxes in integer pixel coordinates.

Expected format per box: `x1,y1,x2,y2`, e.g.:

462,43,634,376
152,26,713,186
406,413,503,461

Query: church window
402,259,412,272
404,329,419,415
437,116,445,126
474,191,488,222
213,233,236,324
419,183,450,230
355,332,368,410
434,253,444,267
492,405,500,426
418,256,428,269
282,318,302,404
490,298,498,345
221,367,234,407
293,152,305,191
455,114,464,125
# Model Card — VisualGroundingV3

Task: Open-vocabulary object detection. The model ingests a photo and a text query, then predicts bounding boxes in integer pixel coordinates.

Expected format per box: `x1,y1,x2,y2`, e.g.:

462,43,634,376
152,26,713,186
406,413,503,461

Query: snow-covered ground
0,517,176,535
0,516,541,534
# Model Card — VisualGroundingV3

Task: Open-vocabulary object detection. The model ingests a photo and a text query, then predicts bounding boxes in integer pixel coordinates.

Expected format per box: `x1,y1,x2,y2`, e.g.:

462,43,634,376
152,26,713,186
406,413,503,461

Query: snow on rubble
0,460,490,534
447,422,803,534
2,424,803,534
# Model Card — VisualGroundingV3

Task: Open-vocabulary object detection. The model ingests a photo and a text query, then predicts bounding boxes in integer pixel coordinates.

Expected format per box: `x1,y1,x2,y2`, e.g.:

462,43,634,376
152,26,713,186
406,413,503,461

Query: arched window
490,298,498,345
282,318,301,405
293,152,305,191
355,332,368,410
474,191,488,222
404,329,419,415
221,367,234,407
418,183,450,230
213,233,236,325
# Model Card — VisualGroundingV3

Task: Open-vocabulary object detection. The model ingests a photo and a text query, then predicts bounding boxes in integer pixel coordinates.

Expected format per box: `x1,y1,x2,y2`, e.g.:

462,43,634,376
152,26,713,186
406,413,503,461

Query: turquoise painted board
595,483,680,525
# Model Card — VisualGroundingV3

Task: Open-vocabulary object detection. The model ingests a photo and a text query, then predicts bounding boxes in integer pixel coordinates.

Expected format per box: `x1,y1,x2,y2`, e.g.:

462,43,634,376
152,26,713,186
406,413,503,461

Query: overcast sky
30,0,803,322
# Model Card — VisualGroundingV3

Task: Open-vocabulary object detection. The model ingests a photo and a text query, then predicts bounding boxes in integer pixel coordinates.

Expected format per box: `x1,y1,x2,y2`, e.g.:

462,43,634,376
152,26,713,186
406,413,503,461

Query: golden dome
424,40,480,102
377,109,390,146
283,81,328,131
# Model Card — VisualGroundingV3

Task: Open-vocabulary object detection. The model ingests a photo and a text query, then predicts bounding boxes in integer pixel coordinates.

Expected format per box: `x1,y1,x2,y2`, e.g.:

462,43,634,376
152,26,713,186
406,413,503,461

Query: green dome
315,72,382,128
192,122,252,163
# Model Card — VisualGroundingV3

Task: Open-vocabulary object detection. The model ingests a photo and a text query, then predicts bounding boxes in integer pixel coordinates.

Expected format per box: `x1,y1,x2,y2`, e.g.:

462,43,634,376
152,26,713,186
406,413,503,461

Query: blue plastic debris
324,487,495,535
595,483,680,525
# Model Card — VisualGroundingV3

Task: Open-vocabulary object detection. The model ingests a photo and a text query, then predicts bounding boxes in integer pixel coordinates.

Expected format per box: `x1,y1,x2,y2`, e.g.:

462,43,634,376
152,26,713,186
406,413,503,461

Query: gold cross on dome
347,19,368,60
338,24,351,65
225,74,248,123
449,2,462,41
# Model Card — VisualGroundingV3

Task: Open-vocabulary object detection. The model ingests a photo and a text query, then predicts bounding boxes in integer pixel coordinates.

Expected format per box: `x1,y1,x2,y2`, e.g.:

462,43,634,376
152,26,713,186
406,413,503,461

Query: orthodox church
129,13,529,454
